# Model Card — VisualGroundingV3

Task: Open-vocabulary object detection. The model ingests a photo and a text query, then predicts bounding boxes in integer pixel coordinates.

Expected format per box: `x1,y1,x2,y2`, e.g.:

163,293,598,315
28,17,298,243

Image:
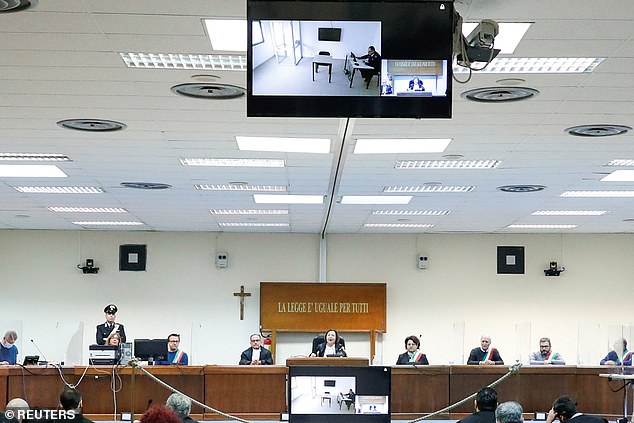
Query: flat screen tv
318,27,342,42
133,338,168,363
288,365,391,423
247,0,454,118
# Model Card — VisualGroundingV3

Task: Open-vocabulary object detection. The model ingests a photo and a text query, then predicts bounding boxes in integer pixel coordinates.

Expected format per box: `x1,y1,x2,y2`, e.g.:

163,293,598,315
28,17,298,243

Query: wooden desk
286,357,369,366
2,364,627,420
203,365,286,420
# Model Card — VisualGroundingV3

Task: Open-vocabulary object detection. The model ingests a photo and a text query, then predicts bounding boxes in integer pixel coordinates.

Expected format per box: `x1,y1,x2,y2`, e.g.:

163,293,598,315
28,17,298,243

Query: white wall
1,230,633,366
299,21,381,59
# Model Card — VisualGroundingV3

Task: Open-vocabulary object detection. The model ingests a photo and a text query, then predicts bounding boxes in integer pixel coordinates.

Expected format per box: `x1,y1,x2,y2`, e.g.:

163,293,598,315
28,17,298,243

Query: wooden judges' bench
0,365,627,420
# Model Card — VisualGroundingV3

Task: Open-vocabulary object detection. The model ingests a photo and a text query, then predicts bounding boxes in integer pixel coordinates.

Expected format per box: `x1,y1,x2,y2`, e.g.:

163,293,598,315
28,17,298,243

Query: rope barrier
408,362,522,423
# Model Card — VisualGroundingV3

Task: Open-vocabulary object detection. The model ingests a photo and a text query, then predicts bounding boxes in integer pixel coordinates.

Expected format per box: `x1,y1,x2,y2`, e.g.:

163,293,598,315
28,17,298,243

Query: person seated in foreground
496,401,523,423
546,395,608,423
457,387,498,423
140,405,181,423
166,393,198,423
600,338,632,365
4,398,29,423
396,335,429,365
468,335,504,365
310,329,347,357
529,337,565,365
59,387,94,423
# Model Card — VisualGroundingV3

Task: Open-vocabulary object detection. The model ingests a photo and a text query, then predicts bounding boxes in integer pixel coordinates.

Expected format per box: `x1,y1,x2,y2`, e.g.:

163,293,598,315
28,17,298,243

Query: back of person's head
166,393,192,418
552,395,577,420
5,398,29,423
495,401,523,423
476,387,498,411
59,387,82,411
140,405,181,423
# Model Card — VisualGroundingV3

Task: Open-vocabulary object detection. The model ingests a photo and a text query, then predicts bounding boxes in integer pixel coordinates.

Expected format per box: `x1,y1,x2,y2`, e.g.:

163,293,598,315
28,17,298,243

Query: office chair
315,51,331,73
311,334,345,355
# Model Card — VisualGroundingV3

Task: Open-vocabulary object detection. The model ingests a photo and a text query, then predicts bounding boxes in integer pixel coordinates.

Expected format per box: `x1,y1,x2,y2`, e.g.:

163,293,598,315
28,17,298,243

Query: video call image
290,376,357,414
380,59,448,97
354,395,389,415
251,20,382,96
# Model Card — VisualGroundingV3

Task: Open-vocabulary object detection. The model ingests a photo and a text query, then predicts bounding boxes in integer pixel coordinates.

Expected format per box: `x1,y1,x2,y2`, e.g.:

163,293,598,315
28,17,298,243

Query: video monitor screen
247,0,454,118
288,365,391,423
133,338,168,362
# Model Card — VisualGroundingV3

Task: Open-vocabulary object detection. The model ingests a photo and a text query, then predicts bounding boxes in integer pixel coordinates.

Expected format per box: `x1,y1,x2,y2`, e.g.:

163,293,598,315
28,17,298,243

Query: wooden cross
233,285,252,320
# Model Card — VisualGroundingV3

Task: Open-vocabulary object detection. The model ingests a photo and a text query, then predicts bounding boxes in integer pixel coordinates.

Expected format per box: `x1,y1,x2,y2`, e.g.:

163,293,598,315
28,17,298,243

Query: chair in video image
314,51,331,73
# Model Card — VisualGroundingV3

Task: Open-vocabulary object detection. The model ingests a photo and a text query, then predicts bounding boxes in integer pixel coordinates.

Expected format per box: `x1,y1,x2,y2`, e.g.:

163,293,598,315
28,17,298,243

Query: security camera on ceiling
453,12,500,69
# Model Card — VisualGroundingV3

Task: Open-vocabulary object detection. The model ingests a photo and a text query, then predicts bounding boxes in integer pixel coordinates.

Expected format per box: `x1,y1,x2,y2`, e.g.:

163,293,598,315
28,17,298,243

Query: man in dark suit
95,304,126,345
458,387,498,423
239,334,273,365
546,395,607,423
468,335,504,365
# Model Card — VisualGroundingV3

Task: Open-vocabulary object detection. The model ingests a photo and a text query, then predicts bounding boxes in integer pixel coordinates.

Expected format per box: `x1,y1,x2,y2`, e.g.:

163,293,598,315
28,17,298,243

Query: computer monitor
247,0,454,118
288,365,390,423
133,339,168,363
89,344,120,365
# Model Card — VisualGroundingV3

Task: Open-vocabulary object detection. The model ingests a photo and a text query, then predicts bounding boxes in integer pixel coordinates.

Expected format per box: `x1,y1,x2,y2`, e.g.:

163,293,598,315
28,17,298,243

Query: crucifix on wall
233,285,252,320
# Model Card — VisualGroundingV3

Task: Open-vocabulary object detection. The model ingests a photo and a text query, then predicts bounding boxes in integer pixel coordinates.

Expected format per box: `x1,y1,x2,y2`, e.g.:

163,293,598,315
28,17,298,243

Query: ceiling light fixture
454,57,604,74
0,153,71,162
204,19,247,52
507,224,577,229
196,184,287,192
364,223,434,228
254,194,324,204
531,210,608,216
354,138,452,154
384,185,475,193
600,170,634,182
561,191,634,198
218,222,289,227
236,136,331,154
210,209,288,215
48,207,128,213
341,196,412,205
0,165,67,178
120,52,246,71
13,186,104,194
606,159,634,167
395,160,500,169
372,210,451,216
72,221,143,226
180,158,285,167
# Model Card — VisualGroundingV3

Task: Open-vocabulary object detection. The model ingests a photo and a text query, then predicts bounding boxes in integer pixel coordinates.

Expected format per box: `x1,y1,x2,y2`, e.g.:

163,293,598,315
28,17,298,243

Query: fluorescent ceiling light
395,160,500,169
120,52,246,71
0,153,71,162
561,191,634,198
384,185,475,193
180,158,285,168
210,209,288,215
73,221,143,226
354,138,451,154
341,196,412,205
0,165,67,178
218,222,289,227
373,210,450,216
507,224,577,229
195,184,287,192
531,210,608,216
454,57,604,74
462,22,531,54
48,207,127,213
606,159,634,166
254,194,324,204
236,136,330,154
601,170,634,182
13,186,103,194
204,19,247,52
364,223,434,228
